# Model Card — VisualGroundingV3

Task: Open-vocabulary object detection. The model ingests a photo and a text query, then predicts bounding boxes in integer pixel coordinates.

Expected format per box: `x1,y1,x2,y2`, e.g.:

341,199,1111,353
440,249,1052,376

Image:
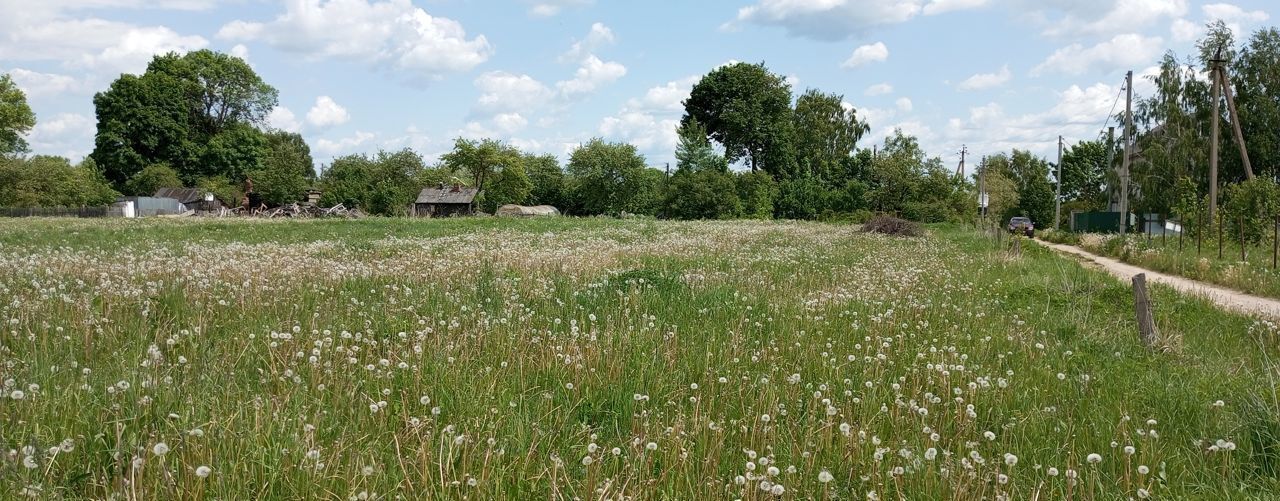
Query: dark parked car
1008,217,1034,237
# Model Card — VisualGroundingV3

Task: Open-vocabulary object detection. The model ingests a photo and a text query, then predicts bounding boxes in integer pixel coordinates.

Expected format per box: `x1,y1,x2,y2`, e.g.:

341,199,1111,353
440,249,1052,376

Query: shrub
861,214,923,237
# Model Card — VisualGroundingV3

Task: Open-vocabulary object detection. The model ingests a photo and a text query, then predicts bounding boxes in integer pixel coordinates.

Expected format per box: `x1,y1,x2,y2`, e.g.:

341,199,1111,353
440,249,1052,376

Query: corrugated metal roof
154,187,205,204
416,187,480,204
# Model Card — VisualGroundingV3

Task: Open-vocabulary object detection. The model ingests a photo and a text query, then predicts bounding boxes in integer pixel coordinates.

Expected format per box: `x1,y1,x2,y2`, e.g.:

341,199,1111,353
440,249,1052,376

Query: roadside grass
0,218,1277,499
1074,232,1280,300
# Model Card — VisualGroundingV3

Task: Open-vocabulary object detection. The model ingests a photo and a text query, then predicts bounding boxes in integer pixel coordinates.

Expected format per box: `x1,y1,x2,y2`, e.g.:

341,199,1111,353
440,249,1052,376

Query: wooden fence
0,206,119,218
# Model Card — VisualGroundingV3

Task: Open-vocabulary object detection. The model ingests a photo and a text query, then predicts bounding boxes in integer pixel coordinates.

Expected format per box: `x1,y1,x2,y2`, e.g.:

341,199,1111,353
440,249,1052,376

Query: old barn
415,184,481,217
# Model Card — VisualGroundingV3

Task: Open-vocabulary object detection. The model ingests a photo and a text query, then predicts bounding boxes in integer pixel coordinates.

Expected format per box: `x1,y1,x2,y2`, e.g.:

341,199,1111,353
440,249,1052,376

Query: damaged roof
416,186,480,205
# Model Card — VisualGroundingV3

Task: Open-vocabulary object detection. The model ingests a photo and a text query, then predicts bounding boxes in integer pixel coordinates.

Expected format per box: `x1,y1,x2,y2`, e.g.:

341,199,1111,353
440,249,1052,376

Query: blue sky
2,0,1275,171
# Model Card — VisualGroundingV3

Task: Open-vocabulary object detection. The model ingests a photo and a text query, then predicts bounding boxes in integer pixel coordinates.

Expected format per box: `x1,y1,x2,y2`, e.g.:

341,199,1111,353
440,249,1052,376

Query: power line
1095,79,1126,141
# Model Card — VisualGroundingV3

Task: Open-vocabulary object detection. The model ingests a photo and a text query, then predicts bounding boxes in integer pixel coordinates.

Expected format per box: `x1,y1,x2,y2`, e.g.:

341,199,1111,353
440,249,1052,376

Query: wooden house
415,184,480,217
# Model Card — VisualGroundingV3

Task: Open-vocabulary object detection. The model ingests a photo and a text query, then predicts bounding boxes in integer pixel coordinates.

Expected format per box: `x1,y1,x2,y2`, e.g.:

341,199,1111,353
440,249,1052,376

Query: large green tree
565,138,652,216
319,149,425,216
0,74,36,156
664,120,740,220
0,155,118,207
682,62,795,177
251,131,315,206
92,50,279,188
440,138,522,192
1058,140,1110,214
792,89,869,182
524,154,566,208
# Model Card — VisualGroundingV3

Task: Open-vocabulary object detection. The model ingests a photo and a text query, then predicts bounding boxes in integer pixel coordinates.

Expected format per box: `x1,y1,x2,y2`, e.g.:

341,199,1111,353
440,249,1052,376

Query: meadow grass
1,217,1278,500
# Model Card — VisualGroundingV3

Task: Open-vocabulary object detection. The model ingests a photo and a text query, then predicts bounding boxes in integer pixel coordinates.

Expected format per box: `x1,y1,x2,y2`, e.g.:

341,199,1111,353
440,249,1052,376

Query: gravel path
1034,239,1280,320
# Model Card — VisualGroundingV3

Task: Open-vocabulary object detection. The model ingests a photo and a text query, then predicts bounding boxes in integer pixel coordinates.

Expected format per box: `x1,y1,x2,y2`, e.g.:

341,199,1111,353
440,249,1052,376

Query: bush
861,214,923,237
1038,228,1081,245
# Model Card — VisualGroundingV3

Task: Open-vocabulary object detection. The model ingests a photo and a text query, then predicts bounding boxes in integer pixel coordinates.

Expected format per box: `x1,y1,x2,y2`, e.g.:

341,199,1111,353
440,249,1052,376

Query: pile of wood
212,204,365,219
256,203,365,219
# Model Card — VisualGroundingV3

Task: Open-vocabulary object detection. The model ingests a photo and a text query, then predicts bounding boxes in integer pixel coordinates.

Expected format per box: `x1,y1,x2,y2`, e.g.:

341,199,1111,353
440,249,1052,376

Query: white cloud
475,71,554,114
26,112,95,161
923,0,990,15
940,81,1138,159
79,26,208,73
865,83,894,96
267,106,302,133
4,68,89,99
556,55,627,98
1202,3,1270,35
1032,34,1164,76
625,76,699,112
842,41,889,68
307,96,351,128
561,22,615,63
316,131,375,156
527,0,592,17
230,43,250,61
728,0,924,41
896,97,914,112
1042,0,1188,38
1171,18,1201,42
958,65,1011,90
493,113,530,134
0,19,207,76
217,0,492,80
599,111,679,153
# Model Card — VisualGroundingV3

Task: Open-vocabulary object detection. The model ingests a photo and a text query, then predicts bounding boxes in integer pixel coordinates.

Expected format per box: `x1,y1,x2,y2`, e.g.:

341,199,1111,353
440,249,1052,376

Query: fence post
1274,216,1278,271
1219,212,1225,260
1241,216,1247,262
1132,273,1159,349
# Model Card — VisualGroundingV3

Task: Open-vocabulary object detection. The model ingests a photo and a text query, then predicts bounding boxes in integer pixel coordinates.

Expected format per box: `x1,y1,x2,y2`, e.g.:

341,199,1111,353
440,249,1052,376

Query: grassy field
2,217,1278,499
1074,232,1280,300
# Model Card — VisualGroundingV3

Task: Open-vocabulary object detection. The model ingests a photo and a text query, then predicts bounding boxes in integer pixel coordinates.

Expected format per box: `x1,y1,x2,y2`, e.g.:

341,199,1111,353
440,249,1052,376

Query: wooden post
1179,216,1184,252
1132,273,1160,349
1218,68,1256,180
1198,204,1204,256
1273,216,1278,270
1210,63,1221,224
1241,216,1247,262
1219,212,1225,260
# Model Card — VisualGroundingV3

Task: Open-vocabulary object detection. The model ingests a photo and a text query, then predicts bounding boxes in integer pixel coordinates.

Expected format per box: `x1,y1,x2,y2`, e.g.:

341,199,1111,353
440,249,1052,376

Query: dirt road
1034,239,1280,320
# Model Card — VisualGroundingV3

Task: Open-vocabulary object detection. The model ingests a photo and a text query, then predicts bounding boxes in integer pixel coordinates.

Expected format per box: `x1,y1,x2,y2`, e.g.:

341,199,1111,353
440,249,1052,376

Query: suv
1007,217,1034,237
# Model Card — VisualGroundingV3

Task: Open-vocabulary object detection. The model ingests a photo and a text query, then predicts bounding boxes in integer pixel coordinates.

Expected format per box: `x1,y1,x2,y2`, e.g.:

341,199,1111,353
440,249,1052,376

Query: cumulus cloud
474,71,554,114
561,22,615,63
307,96,351,128
26,112,95,161
896,97,914,112
0,19,207,76
842,42,889,68
1041,0,1188,38
556,55,627,98
923,0,990,16
865,83,894,96
267,106,302,133
493,113,530,134
958,65,1011,90
316,130,375,156
4,68,89,99
625,76,699,113
1031,34,1163,76
217,0,492,80
727,0,924,41
526,0,592,17
230,43,250,61
599,111,680,153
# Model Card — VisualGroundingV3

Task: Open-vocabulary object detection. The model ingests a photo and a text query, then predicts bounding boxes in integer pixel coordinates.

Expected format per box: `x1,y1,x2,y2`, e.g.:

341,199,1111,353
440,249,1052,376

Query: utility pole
1055,135,1063,230
1210,56,1221,224
1218,64,1255,180
956,145,968,179
978,155,987,226
1120,70,1133,237
1106,127,1116,210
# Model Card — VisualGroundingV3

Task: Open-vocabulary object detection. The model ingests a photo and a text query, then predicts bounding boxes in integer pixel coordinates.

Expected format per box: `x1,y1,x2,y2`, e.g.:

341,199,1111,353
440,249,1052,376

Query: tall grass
1,218,1277,499
1077,232,1280,300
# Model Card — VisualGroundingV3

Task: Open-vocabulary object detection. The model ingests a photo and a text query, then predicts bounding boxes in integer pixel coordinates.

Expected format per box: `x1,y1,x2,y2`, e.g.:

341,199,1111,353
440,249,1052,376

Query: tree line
7,23,1276,225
